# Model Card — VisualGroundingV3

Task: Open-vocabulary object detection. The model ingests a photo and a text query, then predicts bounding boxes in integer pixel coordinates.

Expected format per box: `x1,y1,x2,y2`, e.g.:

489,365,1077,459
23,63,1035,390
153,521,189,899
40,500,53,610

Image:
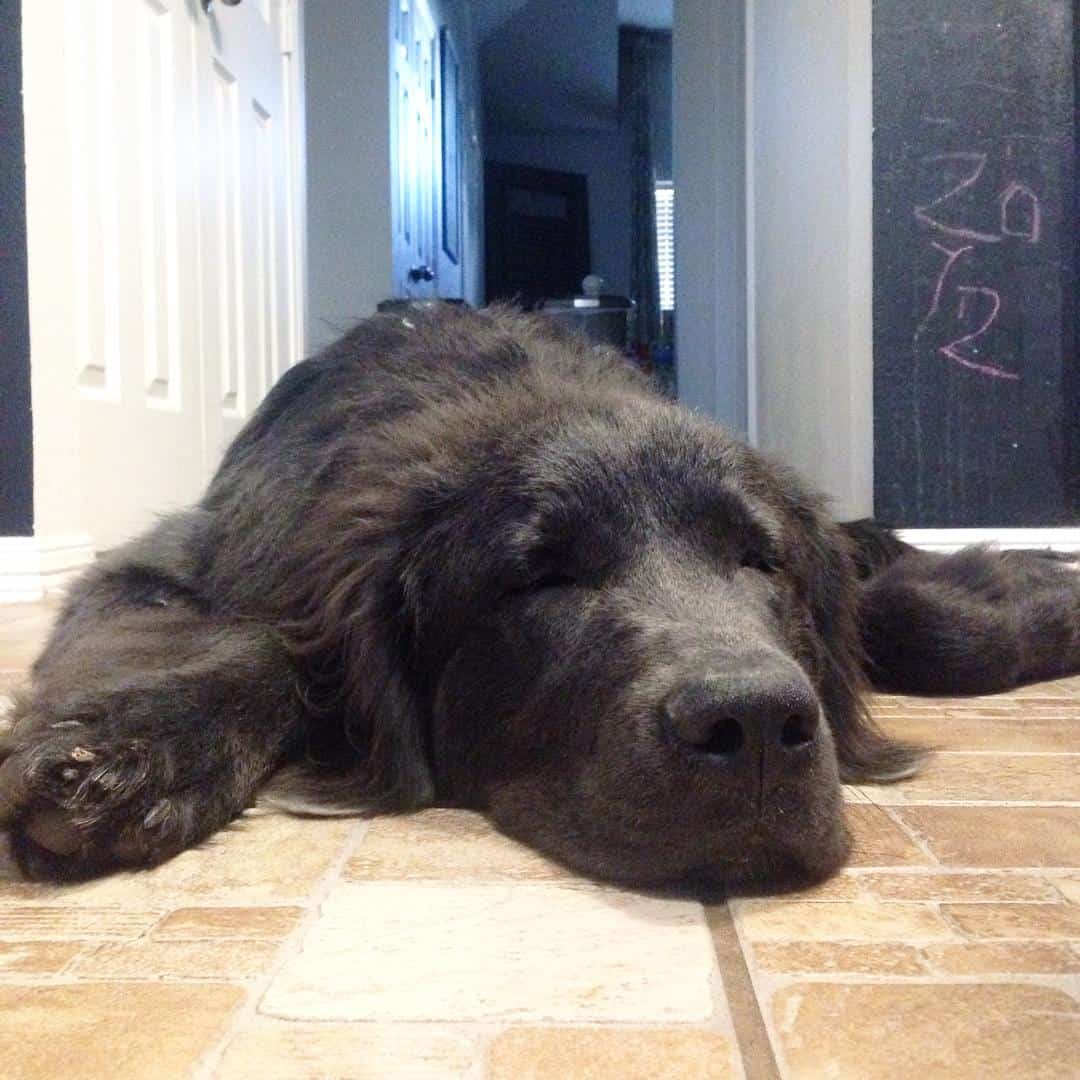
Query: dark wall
0,0,34,536
873,0,1078,526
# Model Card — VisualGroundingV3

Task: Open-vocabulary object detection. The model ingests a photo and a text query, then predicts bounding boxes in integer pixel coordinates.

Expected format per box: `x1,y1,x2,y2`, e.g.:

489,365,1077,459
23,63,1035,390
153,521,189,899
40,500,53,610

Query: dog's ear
275,537,435,814
798,515,926,783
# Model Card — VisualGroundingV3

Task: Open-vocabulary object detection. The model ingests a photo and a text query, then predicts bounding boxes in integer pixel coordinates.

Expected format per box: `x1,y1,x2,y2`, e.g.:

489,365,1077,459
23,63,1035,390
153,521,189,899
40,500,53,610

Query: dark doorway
484,162,590,305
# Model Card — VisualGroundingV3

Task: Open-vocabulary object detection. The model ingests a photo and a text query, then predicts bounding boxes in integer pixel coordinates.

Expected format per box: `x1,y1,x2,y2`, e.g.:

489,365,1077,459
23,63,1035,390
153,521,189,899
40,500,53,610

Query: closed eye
740,551,780,575
500,569,579,601
520,571,577,593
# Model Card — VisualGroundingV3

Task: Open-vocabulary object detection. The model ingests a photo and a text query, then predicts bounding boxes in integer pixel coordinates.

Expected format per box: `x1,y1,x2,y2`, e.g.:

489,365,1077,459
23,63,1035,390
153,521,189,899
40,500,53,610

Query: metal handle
407,264,436,284
202,0,242,13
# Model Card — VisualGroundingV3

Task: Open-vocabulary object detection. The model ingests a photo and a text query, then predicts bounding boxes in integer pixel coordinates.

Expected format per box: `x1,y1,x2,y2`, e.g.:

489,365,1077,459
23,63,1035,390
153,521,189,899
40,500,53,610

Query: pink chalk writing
999,181,1041,243
941,286,1018,380
916,241,973,341
914,146,1043,380
915,152,1001,243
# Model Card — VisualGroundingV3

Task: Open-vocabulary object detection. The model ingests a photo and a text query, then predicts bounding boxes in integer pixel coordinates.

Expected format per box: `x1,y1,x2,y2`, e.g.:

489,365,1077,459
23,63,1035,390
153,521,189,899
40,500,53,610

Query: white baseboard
900,527,1080,554
0,534,96,604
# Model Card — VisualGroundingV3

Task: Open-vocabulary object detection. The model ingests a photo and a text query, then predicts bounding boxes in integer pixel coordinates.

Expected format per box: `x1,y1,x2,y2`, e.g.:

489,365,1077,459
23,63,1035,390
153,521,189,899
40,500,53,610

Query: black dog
2,306,1077,891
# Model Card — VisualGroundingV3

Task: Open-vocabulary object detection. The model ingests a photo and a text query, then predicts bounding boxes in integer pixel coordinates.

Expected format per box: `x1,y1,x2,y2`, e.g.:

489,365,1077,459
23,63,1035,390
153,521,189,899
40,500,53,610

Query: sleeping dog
2,306,1077,891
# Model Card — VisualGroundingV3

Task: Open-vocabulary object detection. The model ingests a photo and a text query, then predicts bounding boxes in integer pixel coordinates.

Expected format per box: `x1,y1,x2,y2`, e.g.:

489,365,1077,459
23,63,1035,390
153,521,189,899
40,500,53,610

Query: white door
200,0,308,457
22,0,306,551
391,0,439,299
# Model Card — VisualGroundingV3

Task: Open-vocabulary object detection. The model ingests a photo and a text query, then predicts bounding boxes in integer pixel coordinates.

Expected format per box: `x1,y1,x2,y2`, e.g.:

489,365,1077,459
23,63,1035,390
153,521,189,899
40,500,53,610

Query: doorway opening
389,0,676,392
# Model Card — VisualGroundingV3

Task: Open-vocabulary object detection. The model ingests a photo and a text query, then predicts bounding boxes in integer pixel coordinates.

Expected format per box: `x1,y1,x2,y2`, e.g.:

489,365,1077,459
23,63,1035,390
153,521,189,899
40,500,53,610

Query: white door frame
674,0,1075,549
672,0,748,436
674,0,870,518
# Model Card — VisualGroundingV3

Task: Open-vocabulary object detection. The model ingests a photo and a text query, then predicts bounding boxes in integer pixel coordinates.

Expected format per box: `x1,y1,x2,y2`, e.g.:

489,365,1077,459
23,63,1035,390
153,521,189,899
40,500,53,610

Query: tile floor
1,601,1078,1079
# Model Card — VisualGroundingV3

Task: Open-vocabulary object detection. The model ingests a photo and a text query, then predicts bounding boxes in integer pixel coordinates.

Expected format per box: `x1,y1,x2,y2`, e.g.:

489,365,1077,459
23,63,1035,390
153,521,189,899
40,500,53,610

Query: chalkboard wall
873,0,1078,526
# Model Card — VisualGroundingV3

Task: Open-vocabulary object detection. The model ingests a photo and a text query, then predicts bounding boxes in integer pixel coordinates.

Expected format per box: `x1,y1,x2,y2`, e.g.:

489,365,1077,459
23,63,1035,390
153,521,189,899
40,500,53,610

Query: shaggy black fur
2,306,1077,891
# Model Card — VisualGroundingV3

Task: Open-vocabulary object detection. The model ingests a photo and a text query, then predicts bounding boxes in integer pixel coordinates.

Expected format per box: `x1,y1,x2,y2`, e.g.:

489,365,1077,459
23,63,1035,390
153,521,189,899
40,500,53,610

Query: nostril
780,711,817,748
700,717,744,756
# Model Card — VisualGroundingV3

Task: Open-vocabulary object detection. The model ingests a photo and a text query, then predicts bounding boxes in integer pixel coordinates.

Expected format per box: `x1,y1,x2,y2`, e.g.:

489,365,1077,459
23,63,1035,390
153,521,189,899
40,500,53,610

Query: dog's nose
661,666,820,764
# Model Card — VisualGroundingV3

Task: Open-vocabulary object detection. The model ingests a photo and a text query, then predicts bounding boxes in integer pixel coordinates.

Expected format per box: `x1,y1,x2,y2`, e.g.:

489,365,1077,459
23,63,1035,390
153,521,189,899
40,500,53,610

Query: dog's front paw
0,703,215,881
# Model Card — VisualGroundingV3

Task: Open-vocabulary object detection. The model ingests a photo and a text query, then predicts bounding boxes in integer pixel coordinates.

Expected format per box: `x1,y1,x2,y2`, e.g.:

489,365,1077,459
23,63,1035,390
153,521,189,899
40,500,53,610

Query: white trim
743,0,758,446
0,535,96,604
900,528,1080,554
743,1,873,518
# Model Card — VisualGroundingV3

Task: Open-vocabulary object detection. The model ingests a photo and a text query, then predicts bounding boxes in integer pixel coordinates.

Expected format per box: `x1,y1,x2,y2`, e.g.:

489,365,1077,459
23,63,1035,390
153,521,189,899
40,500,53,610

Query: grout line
856,790,941,866
191,816,372,1080
866,800,1080,808
706,904,782,1080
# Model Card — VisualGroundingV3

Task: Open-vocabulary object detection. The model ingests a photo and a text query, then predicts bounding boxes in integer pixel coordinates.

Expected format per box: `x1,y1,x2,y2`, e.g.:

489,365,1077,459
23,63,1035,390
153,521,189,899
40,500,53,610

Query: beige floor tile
260,881,714,1023
1050,874,1080,903
487,1027,739,1080
868,696,955,712
215,1022,478,1079
735,899,957,943
153,906,303,940
750,941,929,976
0,811,356,905
844,804,936,867
991,676,1080,700
924,942,1080,975
70,938,283,979
895,806,1080,867
943,901,1080,940
345,808,573,882
771,983,1080,1080
0,670,26,694
0,982,244,1080
861,752,1080,803
773,873,862,901
0,626,55,673
0,604,56,648
0,904,162,940
0,940,84,974
874,712,1080,752
857,871,1060,902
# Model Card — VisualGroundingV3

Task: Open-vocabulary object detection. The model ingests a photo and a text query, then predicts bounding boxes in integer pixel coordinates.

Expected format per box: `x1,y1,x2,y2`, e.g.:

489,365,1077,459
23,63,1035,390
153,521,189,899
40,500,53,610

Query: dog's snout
661,667,820,763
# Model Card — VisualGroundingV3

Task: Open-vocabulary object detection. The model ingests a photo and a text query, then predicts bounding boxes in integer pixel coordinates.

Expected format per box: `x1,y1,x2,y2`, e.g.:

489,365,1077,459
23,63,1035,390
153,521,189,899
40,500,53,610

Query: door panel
199,1,298,459
27,0,306,550
66,0,205,550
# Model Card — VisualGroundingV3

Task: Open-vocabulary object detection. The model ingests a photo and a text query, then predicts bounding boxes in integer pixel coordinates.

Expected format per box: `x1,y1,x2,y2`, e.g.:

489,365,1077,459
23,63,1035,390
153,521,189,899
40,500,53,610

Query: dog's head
295,364,919,893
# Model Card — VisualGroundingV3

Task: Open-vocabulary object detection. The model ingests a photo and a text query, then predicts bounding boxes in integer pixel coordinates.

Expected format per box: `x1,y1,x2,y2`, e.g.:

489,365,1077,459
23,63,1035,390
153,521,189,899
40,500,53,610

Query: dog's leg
0,568,304,880
841,523,1080,695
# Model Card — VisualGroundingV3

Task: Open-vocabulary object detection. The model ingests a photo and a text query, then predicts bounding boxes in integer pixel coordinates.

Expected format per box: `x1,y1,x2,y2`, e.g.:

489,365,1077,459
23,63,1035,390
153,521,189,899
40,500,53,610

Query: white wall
306,0,484,349
305,0,393,350
673,0,873,516
748,0,873,518
673,0,747,431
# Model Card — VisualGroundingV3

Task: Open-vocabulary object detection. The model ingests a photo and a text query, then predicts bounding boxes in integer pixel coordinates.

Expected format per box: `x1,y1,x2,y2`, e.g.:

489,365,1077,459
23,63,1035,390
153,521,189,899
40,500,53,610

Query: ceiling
481,0,620,132
475,0,673,43
478,0,673,134
472,0,532,42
